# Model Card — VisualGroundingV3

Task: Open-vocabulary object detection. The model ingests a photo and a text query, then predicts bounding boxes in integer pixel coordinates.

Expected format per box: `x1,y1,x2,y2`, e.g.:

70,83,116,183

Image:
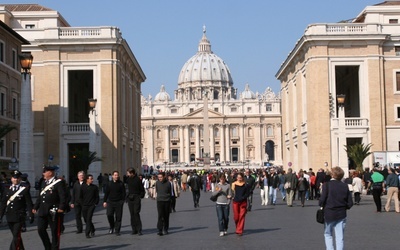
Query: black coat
34,178,67,216
319,180,353,223
0,185,33,222
71,180,83,205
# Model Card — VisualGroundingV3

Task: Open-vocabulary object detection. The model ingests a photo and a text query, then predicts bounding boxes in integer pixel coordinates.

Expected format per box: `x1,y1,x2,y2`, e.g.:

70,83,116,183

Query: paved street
0,188,398,250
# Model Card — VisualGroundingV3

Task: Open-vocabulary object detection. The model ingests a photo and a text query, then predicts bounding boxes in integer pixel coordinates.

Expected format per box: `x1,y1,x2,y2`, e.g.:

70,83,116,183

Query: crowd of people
0,164,400,249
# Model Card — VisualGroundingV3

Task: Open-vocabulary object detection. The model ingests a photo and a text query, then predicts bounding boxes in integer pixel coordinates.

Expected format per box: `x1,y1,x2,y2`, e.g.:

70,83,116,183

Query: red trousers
233,200,247,234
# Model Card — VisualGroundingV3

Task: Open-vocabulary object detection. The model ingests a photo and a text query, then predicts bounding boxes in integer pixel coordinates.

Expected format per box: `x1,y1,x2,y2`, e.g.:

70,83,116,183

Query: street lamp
88,98,97,113
337,94,348,177
18,52,35,186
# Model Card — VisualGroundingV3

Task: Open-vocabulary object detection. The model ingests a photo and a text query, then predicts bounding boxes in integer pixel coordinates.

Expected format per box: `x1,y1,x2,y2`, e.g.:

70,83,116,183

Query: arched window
157,129,161,139
267,126,273,137
265,140,275,161
248,127,253,137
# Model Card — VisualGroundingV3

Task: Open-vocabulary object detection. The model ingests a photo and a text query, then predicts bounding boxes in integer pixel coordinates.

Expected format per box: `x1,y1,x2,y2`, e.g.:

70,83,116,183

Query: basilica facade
141,29,282,168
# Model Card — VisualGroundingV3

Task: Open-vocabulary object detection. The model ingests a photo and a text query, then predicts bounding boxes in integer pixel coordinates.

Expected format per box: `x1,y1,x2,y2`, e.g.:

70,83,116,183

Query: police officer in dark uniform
33,166,66,250
0,170,34,250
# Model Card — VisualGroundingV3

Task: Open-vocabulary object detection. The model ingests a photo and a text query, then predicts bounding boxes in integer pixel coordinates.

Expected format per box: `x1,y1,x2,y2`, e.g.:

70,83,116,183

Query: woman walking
231,172,250,236
319,167,353,250
212,174,232,236
297,171,309,207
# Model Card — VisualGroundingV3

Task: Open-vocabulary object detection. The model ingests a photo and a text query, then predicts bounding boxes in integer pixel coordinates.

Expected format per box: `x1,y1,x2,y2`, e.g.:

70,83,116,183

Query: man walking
188,170,202,208
168,174,180,212
244,169,256,211
268,168,280,205
155,172,171,236
126,168,145,236
284,168,298,207
81,174,99,238
103,171,125,236
0,170,34,250
70,171,85,234
33,166,67,250
384,167,399,213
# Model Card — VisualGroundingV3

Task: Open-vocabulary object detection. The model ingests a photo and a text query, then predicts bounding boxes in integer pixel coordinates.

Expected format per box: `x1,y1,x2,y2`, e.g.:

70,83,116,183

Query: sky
12,0,379,97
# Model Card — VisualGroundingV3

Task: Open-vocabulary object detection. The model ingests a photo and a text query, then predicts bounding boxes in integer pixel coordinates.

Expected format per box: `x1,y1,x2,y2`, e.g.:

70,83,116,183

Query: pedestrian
155,172,171,236
181,171,188,192
278,170,286,201
259,170,268,205
126,168,145,236
102,173,109,193
297,171,309,207
70,171,85,234
149,175,157,199
367,168,385,212
268,168,280,205
188,170,202,208
352,171,363,205
33,165,67,250
168,174,180,212
0,170,34,250
97,173,103,192
284,168,298,207
103,171,125,236
244,169,256,211
81,174,99,238
231,172,249,236
384,167,399,213
319,166,353,250
212,173,232,237
143,175,150,198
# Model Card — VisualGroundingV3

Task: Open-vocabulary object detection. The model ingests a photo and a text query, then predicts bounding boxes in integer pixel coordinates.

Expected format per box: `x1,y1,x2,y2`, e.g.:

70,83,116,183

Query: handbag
210,193,219,202
316,208,324,224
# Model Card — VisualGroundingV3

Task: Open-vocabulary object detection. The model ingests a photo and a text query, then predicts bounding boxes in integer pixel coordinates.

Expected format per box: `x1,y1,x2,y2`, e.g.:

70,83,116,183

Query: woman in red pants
231,172,250,236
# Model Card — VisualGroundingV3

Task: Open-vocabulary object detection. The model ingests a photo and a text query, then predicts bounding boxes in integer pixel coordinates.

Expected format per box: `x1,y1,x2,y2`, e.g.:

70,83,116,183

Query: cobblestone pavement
0,188,397,249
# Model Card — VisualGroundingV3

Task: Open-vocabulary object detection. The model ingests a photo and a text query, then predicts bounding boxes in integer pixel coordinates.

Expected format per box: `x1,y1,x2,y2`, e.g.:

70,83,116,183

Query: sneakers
219,232,224,237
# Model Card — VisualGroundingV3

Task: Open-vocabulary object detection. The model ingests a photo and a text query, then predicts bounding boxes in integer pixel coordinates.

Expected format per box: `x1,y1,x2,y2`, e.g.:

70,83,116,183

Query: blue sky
14,0,379,97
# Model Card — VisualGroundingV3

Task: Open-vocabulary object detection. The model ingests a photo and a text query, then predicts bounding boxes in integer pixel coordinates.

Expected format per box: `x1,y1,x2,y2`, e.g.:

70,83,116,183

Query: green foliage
70,148,102,174
344,143,372,172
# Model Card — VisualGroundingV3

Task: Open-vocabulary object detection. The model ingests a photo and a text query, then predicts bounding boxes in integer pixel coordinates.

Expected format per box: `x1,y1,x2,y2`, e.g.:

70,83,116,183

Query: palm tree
344,143,372,172
70,148,102,174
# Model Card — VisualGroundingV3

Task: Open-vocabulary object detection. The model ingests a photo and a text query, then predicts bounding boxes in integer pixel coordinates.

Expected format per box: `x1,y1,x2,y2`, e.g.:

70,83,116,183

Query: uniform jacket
34,178,67,216
0,184,33,222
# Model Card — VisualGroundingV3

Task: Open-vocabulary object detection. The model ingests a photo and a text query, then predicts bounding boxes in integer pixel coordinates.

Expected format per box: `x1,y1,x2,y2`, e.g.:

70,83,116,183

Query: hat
43,165,59,171
11,170,22,178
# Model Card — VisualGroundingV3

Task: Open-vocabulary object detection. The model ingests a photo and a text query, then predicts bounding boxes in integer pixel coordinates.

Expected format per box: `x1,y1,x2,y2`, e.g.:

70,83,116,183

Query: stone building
141,29,282,168
276,1,400,173
0,4,145,182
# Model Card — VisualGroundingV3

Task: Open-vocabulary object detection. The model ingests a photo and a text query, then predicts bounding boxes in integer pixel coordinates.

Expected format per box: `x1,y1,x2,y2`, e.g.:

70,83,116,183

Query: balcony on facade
61,123,90,136
305,23,398,36
331,118,369,134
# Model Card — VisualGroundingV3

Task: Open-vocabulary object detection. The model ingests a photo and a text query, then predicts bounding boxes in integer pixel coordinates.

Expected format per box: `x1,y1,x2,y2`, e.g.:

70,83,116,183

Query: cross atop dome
198,26,211,53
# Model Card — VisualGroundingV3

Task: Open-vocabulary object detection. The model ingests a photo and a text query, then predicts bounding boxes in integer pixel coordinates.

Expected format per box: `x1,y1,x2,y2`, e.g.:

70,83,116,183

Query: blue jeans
279,184,286,200
268,187,277,204
324,218,346,250
216,204,230,232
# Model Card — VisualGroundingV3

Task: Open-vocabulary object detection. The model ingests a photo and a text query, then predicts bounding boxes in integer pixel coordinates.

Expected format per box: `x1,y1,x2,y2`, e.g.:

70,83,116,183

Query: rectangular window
266,104,272,111
0,139,5,157
12,49,17,69
214,108,218,112
247,107,252,112
156,109,161,114
389,19,398,24
0,93,5,116
397,106,400,120
171,108,177,114
396,47,400,56
215,141,219,145
0,41,4,62
25,24,35,29
231,107,237,112
190,108,194,113
396,72,400,92
12,97,17,119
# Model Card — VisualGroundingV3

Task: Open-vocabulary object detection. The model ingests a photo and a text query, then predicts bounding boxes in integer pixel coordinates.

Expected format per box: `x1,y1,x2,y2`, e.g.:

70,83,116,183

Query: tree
344,143,372,172
70,148,102,175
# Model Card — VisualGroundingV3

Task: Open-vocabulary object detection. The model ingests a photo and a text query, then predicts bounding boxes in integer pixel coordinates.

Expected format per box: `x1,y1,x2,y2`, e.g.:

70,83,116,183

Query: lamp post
337,94,348,177
88,98,100,184
164,160,167,173
18,52,35,187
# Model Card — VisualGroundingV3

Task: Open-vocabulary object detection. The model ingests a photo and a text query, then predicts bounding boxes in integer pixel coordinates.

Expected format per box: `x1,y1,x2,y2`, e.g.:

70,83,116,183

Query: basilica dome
177,28,233,88
241,84,256,99
154,85,171,102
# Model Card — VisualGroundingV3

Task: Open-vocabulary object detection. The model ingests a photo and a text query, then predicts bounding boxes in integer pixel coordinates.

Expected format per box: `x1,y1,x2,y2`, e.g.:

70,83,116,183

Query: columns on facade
255,124,262,162
210,125,215,160
195,125,200,159
179,125,184,162
185,125,190,163
219,124,225,162
148,126,155,166
225,124,230,162
240,124,245,162
164,125,170,162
